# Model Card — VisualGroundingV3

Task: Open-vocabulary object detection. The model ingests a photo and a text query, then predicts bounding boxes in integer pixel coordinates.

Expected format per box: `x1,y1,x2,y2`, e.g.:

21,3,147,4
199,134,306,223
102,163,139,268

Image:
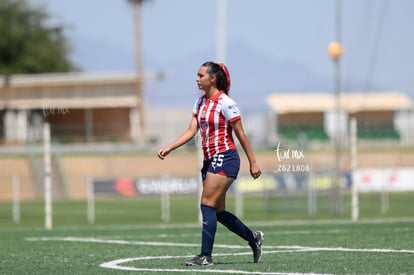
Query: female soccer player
157,61,263,266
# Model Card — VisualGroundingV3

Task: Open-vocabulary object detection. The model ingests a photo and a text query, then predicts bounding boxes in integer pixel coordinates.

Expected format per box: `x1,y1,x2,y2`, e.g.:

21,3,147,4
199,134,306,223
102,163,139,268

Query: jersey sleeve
192,96,203,118
221,96,241,123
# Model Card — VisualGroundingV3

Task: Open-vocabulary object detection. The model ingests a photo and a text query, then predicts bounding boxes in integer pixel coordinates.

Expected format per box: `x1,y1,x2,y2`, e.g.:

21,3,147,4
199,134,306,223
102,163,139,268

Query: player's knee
200,196,216,207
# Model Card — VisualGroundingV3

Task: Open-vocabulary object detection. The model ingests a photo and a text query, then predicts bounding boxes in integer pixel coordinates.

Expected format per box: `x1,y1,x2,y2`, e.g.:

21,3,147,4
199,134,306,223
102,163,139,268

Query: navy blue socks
200,205,255,257
217,210,255,243
200,204,217,257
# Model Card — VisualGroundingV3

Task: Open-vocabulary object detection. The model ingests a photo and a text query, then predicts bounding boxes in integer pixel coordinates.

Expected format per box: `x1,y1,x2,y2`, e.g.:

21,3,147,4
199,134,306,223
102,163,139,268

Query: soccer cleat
185,254,214,266
249,231,264,263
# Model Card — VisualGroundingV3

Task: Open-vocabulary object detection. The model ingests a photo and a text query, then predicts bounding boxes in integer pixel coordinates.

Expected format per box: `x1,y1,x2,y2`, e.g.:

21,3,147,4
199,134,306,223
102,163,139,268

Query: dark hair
202,61,231,94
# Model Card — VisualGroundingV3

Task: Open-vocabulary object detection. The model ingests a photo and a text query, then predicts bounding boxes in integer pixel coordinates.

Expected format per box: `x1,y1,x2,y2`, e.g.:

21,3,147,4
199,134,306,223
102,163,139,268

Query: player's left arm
231,119,262,179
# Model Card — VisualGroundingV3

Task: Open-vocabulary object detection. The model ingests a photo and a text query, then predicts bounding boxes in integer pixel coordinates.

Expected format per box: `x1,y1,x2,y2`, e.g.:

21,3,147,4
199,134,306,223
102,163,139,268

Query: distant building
266,93,334,144
2,72,413,148
340,92,413,140
0,72,163,145
266,92,413,145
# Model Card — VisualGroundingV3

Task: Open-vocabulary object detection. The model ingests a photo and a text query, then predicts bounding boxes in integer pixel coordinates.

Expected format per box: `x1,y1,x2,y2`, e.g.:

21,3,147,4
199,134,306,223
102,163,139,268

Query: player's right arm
157,116,198,160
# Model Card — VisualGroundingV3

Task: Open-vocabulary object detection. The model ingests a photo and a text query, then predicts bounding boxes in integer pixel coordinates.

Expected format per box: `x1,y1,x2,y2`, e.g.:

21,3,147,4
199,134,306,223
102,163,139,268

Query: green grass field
1,193,413,274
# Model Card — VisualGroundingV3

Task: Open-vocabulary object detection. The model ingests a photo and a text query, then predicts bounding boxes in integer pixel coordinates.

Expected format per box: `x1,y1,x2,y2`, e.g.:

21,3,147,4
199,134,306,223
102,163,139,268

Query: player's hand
250,162,261,179
157,147,170,160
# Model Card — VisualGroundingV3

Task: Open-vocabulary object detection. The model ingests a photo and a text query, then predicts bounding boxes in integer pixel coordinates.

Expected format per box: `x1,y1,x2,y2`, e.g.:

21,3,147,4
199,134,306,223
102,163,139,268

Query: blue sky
30,0,414,110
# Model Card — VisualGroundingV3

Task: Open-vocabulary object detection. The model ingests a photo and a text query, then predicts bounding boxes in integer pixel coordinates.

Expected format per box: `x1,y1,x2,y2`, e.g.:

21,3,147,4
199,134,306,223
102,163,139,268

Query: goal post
86,176,95,224
350,117,359,221
161,190,170,222
234,180,243,218
85,176,173,224
43,122,52,230
12,175,21,224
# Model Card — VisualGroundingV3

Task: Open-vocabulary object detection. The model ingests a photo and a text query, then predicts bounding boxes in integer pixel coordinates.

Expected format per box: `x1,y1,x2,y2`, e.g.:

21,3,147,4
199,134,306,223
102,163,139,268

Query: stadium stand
0,157,37,201
266,91,412,142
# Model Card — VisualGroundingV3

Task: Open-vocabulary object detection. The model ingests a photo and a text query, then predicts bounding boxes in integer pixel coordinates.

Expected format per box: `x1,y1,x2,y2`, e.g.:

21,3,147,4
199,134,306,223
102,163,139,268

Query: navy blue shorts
201,150,240,181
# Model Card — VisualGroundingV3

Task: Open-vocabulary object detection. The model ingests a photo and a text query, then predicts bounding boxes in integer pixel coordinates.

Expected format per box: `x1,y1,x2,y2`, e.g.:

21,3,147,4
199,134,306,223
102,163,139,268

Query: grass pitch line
25,237,247,249
99,245,414,274
100,229,346,241
26,237,326,274
100,255,328,275
25,237,414,254
265,245,414,254
26,237,414,274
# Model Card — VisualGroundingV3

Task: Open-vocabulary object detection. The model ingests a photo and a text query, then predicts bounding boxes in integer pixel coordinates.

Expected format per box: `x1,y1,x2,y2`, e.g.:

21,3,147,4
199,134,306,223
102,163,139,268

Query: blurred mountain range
143,41,387,112
74,37,404,113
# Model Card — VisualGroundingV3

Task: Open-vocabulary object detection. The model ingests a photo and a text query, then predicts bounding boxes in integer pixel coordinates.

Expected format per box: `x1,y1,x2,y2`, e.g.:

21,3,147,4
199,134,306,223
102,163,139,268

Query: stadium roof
266,93,334,114
339,92,413,113
1,96,137,110
0,71,165,110
1,71,165,88
266,92,413,114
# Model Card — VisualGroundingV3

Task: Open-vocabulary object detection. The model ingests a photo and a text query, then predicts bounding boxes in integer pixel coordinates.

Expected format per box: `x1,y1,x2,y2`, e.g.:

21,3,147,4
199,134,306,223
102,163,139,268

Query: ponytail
202,61,231,94
219,63,231,93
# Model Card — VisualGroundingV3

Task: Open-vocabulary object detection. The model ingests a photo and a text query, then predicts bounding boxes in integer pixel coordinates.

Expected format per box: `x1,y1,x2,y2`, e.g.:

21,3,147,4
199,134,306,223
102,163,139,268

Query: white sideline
25,237,414,254
26,237,414,274
101,256,327,275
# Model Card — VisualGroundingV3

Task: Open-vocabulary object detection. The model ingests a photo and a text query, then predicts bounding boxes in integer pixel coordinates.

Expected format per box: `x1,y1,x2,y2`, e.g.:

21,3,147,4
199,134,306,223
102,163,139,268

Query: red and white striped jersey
193,91,241,160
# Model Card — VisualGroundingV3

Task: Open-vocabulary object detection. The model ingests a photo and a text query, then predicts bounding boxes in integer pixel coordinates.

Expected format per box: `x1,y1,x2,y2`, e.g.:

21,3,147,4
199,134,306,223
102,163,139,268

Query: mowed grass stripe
8,222,412,274
1,192,413,274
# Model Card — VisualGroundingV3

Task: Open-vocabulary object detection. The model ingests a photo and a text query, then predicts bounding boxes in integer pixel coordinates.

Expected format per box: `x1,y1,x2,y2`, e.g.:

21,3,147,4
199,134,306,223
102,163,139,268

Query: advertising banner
135,177,198,195
93,177,199,196
355,168,414,192
92,168,414,197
